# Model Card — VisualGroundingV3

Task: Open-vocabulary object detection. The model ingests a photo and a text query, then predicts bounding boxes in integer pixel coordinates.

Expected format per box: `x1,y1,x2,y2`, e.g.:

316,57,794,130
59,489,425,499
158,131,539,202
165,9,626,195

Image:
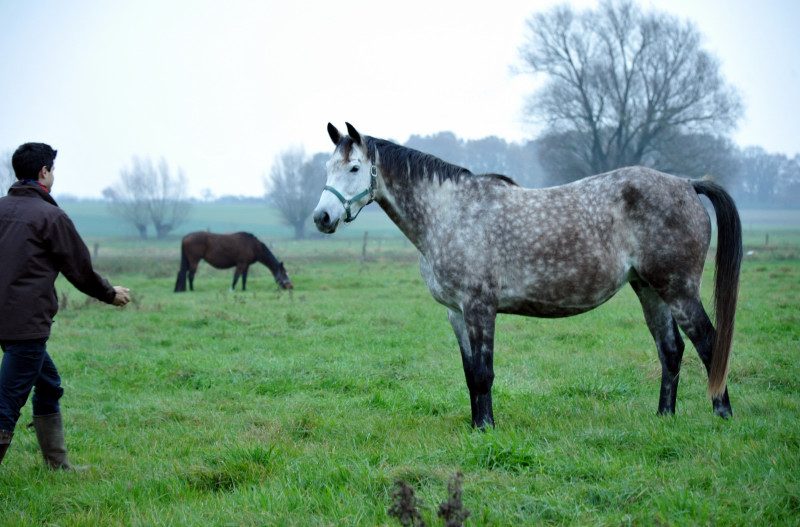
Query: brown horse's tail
174,242,189,292
692,180,742,398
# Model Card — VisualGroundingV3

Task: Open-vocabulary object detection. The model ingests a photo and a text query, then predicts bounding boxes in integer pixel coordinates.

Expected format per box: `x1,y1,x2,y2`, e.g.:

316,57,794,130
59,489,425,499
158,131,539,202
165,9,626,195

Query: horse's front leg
232,264,249,291
447,305,497,429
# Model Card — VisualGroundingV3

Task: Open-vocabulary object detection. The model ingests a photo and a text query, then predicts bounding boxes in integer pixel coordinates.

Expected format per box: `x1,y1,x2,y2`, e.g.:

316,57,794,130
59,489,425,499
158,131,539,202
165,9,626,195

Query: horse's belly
498,268,630,318
498,296,609,318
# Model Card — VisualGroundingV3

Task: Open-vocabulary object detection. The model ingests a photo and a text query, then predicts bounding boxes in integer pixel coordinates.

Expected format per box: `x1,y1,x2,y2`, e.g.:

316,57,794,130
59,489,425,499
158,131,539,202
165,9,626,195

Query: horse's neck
377,179,454,254
257,249,281,274
376,199,424,250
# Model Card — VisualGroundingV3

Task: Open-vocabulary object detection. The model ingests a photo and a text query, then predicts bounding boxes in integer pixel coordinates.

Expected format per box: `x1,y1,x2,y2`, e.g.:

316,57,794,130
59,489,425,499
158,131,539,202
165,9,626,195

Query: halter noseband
323,165,377,223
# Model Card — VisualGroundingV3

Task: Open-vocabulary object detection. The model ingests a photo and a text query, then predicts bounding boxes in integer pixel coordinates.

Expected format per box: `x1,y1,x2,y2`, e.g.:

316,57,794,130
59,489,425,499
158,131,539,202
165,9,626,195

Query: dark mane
365,136,519,187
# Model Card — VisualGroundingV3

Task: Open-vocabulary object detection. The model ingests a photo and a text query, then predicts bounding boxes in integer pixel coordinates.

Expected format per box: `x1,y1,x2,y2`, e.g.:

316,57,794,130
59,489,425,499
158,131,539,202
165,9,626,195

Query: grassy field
0,203,798,525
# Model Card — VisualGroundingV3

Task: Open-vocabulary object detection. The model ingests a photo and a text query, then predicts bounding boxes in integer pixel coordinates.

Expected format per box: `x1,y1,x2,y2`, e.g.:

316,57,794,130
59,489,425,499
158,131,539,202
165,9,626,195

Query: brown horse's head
275,262,293,289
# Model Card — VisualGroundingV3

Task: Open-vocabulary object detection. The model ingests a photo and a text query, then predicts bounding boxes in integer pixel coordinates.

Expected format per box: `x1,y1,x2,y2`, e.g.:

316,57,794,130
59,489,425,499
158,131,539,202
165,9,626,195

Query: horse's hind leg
447,307,496,429
667,295,733,418
188,261,198,291
631,280,685,415
174,270,186,292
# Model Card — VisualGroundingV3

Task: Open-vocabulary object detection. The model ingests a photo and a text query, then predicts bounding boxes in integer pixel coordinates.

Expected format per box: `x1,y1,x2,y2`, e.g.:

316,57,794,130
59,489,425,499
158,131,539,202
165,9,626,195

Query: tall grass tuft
389,472,470,527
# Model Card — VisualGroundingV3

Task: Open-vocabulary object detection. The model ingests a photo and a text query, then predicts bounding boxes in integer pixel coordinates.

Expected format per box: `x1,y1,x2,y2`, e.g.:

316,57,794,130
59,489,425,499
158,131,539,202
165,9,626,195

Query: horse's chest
418,254,456,309
418,242,500,312
417,253,479,311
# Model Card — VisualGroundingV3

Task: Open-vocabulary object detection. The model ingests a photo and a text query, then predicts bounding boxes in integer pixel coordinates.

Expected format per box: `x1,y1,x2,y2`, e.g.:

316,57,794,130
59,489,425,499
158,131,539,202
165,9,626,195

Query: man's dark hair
12,143,58,181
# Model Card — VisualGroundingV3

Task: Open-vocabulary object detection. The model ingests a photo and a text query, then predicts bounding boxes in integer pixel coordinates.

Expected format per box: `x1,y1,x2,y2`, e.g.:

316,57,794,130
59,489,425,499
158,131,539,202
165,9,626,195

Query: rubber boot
0,429,12,466
32,413,84,471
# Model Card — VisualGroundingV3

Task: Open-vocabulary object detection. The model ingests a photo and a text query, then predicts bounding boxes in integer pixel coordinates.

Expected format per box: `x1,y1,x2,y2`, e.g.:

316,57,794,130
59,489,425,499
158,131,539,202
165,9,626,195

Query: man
0,143,130,470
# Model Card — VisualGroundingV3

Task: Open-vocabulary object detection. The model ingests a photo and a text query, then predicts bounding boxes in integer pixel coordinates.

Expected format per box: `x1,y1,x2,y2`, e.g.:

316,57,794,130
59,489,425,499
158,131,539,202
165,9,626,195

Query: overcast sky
1,0,798,199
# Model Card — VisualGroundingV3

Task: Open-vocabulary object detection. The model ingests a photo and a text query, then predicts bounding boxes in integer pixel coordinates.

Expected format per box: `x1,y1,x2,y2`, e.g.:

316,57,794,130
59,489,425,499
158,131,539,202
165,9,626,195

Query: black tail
692,180,743,397
174,243,189,292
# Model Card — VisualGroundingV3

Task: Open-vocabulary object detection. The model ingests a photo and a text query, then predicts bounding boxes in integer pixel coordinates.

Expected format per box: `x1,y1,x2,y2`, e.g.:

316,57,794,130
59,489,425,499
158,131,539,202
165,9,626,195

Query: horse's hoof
472,419,495,430
713,407,733,419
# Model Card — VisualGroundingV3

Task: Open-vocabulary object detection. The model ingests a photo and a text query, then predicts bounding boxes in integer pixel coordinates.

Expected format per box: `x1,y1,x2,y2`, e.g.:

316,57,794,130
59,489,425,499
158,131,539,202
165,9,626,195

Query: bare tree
148,158,191,238
102,176,149,239
103,156,191,239
264,148,327,240
1,150,15,194
520,0,743,184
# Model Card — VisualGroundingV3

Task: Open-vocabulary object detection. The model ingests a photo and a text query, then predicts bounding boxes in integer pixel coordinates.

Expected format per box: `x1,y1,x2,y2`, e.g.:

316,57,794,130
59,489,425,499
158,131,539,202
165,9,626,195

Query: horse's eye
350,166,360,173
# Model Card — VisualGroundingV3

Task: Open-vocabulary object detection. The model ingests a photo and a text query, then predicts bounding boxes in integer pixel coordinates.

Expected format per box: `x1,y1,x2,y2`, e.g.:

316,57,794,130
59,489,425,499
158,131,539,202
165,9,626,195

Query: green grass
1,205,799,525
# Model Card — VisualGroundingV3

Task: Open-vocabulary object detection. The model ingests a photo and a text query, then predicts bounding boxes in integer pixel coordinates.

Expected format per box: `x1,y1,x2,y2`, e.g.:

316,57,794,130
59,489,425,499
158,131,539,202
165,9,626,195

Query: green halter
323,165,377,223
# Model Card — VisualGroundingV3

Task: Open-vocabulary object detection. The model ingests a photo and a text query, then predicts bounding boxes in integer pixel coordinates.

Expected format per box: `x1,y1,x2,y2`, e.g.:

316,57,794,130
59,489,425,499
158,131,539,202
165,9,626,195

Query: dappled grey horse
313,123,742,429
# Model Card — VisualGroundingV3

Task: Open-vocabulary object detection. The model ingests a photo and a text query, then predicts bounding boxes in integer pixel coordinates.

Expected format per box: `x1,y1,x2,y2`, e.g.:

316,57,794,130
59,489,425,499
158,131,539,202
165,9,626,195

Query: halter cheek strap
324,165,377,223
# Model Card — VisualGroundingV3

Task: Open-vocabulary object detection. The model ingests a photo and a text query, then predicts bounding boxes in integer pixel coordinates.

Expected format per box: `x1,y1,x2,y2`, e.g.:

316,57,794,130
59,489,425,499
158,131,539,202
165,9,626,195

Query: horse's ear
345,122,362,145
327,122,342,145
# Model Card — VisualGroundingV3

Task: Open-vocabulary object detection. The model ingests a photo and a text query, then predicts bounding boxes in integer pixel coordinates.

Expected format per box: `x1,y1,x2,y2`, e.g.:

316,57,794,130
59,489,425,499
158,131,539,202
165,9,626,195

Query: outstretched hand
112,286,131,307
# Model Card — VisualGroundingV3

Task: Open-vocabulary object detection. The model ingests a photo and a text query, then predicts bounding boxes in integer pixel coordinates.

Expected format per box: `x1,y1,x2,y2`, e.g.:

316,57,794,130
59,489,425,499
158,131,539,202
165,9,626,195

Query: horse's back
208,232,258,269
180,231,250,269
510,167,710,250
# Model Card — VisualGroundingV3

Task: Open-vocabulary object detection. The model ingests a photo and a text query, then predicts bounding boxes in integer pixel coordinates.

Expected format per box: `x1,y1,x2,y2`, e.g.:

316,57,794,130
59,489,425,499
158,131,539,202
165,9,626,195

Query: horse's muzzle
313,209,338,234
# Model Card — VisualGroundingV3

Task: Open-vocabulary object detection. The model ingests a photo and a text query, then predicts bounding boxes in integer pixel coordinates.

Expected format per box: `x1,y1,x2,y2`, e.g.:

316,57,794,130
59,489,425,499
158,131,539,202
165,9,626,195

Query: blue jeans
0,338,63,432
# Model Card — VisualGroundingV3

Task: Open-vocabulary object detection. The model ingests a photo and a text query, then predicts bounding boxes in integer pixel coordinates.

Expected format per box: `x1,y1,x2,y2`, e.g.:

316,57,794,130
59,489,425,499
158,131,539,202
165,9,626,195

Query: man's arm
49,213,125,304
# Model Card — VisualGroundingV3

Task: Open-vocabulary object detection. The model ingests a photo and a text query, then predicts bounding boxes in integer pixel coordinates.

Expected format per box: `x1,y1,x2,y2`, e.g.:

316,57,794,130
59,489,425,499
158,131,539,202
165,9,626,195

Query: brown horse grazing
174,232,293,292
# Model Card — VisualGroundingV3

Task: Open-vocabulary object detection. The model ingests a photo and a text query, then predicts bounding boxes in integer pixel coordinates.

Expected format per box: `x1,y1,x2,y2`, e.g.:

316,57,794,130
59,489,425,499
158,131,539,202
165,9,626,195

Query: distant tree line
736,147,800,208
404,132,545,188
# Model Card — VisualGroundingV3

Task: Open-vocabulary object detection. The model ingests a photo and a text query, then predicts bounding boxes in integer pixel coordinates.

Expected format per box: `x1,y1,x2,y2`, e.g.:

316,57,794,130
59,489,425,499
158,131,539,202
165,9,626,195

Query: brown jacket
0,181,116,340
